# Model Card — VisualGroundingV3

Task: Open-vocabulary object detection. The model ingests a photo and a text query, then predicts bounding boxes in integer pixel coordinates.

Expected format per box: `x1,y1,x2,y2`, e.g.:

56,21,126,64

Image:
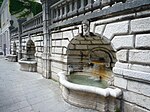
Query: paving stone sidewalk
0,56,98,112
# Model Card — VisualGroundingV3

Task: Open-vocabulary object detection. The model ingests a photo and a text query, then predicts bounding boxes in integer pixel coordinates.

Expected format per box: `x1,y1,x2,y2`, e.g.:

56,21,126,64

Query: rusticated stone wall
50,8,150,112
9,0,150,111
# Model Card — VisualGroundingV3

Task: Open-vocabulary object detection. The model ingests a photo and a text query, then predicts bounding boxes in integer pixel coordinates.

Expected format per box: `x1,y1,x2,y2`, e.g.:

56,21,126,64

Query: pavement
0,56,98,112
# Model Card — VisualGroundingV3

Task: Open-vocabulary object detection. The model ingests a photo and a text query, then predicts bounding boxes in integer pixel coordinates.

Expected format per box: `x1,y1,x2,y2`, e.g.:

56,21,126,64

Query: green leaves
9,0,42,18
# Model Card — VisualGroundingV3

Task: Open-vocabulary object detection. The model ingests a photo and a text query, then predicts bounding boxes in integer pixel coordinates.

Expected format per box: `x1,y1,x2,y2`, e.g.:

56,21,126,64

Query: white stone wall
10,39,19,54
50,9,150,111
9,3,150,112
92,10,150,111
50,27,79,80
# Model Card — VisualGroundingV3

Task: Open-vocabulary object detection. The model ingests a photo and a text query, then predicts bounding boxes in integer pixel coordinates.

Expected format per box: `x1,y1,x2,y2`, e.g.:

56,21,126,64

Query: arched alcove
19,39,37,72
67,34,116,85
26,39,36,60
60,33,121,112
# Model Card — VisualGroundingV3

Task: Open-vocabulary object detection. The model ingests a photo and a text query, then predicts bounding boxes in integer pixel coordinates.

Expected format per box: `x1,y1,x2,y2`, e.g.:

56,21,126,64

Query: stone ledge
115,61,150,73
113,67,150,83
50,0,150,29
58,72,122,97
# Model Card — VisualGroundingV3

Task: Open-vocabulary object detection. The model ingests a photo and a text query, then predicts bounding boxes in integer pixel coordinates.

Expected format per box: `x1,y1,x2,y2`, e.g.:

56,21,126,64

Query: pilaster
41,0,51,79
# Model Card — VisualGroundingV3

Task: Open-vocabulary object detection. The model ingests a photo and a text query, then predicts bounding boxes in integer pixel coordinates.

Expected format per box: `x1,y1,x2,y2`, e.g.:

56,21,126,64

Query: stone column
18,18,26,60
41,0,51,79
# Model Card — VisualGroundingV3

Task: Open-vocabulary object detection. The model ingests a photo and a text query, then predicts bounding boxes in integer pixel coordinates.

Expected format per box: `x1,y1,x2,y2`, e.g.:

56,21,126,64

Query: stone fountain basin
7,54,17,62
58,72,122,112
18,59,37,72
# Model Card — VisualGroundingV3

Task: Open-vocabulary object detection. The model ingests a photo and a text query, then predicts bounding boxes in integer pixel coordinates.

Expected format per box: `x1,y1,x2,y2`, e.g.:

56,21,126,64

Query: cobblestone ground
0,56,98,112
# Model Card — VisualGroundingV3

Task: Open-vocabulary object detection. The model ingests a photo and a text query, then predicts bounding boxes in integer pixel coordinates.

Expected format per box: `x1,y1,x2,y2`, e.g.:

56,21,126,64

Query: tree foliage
0,0,42,18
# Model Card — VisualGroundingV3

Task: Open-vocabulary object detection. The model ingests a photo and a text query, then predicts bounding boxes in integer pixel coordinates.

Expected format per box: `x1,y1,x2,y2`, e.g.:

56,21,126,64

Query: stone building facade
9,0,150,111
0,0,19,55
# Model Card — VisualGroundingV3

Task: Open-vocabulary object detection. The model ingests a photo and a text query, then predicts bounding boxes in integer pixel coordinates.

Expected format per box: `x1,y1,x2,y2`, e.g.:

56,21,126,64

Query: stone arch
88,47,115,69
67,34,116,68
26,39,36,60
66,33,116,84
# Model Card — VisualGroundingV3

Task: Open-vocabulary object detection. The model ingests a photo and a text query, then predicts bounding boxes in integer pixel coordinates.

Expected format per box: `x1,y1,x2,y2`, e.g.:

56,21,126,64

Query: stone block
136,10,150,17
76,45,87,49
51,72,59,81
131,17,150,33
123,101,149,112
115,62,129,69
51,61,67,71
103,21,129,40
80,41,91,44
70,40,80,44
111,35,134,50
115,67,150,82
19,60,37,72
63,47,67,55
51,66,63,74
90,22,95,33
113,67,123,75
108,98,121,112
129,64,150,73
129,50,150,64
35,42,41,47
67,50,81,55
7,55,17,62
87,45,100,49
63,31,73,41
52,32,62,39
92,40,102,44
115,61,150,73
52,47,55,53
55,48,62,54
135,34,150,48
114,77,127,89
127,80,150,97
33,36,42,41
68,44,75,49
37,61,42,67
73,29,79,37
116,50,128,62
55,40,61,46
123,91,150,110
62,39,69,47
95,24,105,35
52,40,56,46
37,67,42,74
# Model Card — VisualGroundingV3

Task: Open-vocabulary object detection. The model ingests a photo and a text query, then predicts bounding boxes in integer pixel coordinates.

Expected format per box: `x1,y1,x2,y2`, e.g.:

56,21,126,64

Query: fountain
58,49,122,112
58,20,122,112
18,39,37,72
